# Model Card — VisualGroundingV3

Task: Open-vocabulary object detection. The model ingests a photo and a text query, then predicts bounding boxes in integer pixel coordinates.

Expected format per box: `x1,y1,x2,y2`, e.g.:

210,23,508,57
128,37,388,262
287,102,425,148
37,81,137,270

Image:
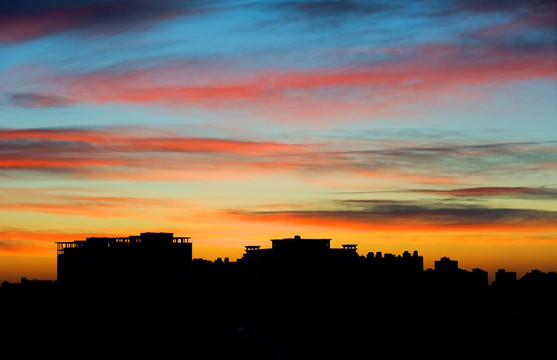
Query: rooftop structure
270,235,331,250
56,232,190,255
241,235,359,263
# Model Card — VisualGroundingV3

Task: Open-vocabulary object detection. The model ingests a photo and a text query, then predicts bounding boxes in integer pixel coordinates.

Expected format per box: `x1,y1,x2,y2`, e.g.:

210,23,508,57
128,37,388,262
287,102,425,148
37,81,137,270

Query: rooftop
56,232,191,255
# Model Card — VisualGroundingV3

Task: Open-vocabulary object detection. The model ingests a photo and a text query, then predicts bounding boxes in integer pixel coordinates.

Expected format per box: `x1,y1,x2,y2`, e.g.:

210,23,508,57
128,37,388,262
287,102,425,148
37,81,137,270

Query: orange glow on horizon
228,211,557,233
1,214,556,283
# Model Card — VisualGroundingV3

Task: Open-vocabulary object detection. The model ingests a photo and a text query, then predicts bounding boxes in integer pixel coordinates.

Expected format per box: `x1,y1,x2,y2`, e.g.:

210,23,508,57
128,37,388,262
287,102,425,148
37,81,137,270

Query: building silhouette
240,234,359,265
435,256,459,273
238,235,359,326
365,250,423,271
2,231,557,359
56,232,192,307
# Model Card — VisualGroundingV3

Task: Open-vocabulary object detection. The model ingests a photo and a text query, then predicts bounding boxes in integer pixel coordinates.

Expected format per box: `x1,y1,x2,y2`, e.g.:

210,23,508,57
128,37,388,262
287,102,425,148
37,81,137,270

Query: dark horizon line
1,232,554,284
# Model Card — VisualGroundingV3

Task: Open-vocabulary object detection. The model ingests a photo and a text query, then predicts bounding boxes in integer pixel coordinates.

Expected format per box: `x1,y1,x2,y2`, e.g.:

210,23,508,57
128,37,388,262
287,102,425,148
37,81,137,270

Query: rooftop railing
56,236,191,255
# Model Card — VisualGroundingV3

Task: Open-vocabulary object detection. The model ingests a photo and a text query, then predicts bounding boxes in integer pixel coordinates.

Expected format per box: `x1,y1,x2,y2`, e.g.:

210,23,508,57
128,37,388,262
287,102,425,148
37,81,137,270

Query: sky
1,0,556,282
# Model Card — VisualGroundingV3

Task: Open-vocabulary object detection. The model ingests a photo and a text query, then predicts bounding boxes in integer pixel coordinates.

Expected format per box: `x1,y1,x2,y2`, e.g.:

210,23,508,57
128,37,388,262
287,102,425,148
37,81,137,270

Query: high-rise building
239,235,359,317
56,232,192,307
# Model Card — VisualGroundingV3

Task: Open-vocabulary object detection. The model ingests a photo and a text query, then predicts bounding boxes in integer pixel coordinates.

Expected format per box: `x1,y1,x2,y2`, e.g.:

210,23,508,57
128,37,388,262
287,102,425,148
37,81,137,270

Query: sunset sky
1,0,556,282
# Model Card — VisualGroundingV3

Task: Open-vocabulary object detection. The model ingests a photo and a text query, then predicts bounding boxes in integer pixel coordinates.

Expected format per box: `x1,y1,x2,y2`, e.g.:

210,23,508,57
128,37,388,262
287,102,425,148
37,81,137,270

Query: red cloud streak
0,128,312,177
0,128,306,155
34,44,555,110
229,210,557,232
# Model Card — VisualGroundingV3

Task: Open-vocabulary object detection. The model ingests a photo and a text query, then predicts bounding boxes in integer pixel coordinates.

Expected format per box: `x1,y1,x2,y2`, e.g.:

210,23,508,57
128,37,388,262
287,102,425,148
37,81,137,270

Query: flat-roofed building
56,232,192,307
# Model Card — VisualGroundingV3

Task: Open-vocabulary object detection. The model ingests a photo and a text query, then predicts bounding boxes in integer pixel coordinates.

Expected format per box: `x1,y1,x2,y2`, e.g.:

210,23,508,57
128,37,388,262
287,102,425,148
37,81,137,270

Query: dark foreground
2,298,556,360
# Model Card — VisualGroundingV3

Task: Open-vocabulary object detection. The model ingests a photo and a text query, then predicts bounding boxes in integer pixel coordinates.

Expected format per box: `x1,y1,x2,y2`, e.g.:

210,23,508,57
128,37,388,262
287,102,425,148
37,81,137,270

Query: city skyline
1,1,557,282
4,231,556,358
3,231,555,284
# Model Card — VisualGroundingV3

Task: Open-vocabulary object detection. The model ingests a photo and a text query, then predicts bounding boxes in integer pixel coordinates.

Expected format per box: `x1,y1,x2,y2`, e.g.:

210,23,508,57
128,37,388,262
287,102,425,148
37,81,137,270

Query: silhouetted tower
435,257,459,273
56,232,192,307
240,235,359,319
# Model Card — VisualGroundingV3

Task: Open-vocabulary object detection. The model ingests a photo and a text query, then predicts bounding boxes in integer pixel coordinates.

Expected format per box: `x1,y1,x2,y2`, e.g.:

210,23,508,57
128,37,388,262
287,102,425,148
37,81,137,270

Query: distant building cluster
1,232,556,312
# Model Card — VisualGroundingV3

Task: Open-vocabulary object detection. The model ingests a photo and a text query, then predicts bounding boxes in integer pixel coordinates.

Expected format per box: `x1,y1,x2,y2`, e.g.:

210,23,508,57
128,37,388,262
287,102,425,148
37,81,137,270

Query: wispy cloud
229,199,557,232
0,187,176,218
0,127,313,179
4,40,553,120
412,187,557,199
3,92,73,108
273,0,399,25
4,0,553,46
279,0,557,25
0,0,219,44
1,127,555,183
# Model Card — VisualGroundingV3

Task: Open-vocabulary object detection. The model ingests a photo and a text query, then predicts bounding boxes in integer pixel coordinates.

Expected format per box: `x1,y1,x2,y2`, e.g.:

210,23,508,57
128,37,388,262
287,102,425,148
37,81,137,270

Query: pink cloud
1,128,553,186
0,127,315,179
0,188,180,218
12,42,550,124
